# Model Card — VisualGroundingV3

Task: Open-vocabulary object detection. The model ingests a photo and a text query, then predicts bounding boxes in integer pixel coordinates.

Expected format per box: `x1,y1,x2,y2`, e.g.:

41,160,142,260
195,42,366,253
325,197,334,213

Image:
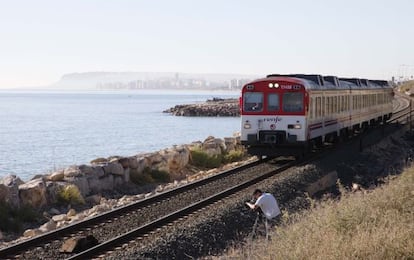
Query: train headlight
244,122,252,129
288,124,301,129
268,83,273,88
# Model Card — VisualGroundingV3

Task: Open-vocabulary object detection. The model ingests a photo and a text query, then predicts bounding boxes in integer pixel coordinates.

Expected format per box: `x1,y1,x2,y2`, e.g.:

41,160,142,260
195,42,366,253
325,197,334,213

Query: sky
0,0,413,88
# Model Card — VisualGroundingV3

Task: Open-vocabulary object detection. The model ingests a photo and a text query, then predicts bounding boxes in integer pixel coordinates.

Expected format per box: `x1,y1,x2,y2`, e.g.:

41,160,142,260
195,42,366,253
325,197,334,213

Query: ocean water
0,89,241,181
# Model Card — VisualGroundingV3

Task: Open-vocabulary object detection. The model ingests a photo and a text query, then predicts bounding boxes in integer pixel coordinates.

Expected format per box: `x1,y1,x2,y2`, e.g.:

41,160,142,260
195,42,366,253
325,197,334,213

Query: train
240,74,394,158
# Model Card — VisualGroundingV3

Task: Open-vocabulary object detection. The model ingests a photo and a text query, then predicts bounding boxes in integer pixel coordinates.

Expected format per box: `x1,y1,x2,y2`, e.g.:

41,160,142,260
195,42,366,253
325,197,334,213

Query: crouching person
246,189,281,240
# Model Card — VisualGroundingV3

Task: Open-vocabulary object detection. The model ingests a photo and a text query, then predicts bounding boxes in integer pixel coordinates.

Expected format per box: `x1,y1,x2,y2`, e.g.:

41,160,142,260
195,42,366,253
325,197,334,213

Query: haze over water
0,89,240,181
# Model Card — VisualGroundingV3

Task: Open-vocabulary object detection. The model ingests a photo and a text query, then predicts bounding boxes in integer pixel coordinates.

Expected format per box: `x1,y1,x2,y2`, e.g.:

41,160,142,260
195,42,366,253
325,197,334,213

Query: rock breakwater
164,98,240,116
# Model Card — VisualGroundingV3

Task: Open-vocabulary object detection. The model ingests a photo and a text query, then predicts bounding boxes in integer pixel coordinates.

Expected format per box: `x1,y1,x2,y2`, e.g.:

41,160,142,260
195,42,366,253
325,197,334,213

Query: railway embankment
163,97,239,116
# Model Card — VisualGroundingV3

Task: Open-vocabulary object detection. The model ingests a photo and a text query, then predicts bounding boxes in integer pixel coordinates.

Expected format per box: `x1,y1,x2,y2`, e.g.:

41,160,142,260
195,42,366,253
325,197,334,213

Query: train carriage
240,74,393,157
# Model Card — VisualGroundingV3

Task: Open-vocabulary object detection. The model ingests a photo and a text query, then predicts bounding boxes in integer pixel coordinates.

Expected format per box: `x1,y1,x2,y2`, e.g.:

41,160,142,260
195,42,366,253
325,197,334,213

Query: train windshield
283,92,304,112
268,93,280,111
243,92,263,112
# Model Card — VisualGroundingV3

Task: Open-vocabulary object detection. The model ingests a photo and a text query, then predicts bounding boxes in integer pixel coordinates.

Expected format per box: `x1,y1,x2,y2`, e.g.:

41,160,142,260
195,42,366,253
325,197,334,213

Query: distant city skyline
0,0,413,88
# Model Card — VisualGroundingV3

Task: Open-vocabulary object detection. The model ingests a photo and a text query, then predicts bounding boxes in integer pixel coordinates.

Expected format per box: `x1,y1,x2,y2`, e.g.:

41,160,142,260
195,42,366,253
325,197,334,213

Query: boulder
123,168,130,183
113,176,124,187
85,194,102,205
135,157,148,173
158,146,190,175
39,220,57,233
92,166,105,178
202,136,226,156
103,162,124,176
98,175,114,191
64,166,83,178
87,177,101,194
78,165,95,175
48,170,64,181
64,176,90,197
128,156,139,169
23,228,42,238
118,157,130,169
60,235,99,253
224,137,238,152
90,157,108,165
67,208,77,217
19,178,47,208
0,175,24,207
52,214,68,222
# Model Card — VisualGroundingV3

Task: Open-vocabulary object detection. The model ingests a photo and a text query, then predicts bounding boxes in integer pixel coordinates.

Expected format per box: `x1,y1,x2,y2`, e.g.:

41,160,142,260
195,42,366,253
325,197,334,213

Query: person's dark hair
253,189,262,196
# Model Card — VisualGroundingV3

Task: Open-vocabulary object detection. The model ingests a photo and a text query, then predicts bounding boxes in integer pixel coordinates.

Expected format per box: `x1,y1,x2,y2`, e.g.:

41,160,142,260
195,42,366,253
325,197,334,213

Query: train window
267,93,280,111
283,92,304,112
243,92,263,112
316,97,321,118
310,97,314,119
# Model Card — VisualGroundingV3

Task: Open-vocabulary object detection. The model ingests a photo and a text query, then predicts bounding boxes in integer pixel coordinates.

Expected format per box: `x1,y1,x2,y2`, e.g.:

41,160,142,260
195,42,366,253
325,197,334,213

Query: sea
0,89,241,181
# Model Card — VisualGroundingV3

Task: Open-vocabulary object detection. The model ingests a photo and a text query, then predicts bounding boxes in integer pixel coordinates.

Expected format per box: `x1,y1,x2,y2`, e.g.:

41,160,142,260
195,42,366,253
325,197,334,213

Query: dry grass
399,80,414,92
219,167,414,260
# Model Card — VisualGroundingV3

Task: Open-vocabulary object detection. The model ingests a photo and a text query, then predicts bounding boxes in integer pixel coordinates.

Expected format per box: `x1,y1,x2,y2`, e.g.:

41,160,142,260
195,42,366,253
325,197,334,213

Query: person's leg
264,218,269,240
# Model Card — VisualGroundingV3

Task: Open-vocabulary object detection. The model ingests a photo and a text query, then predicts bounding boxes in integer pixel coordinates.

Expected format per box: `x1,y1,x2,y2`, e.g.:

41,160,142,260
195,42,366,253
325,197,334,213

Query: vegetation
130,167,170,185
0,203,40,232
225,167,414,259
57,184,85,205
223,149,245,164
399,80,414,92
190,147,223,169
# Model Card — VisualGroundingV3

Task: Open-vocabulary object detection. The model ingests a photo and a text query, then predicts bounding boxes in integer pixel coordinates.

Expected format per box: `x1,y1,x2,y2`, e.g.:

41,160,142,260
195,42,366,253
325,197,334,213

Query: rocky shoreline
163,98,239,116
0,134,246,245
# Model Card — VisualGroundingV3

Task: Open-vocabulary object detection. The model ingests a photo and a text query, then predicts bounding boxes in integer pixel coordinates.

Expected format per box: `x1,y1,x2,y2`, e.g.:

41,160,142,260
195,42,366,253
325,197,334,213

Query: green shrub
57,185,85,205
0,202,40,232
149,169,170,183
223,150,245,163
131,173,154,185
130,167,170,185
190,148,223,169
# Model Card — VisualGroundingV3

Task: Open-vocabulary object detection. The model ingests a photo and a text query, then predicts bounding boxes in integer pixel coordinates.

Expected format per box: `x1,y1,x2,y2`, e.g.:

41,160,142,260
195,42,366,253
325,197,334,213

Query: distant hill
51,71,260,90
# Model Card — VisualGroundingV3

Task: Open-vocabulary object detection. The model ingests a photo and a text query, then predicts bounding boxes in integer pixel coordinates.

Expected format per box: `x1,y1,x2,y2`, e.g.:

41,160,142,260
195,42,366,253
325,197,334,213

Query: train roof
261,74,391,90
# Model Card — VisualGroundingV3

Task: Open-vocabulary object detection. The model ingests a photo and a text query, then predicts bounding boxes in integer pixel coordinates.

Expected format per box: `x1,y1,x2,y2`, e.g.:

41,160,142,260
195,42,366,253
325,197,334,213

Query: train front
240,76,308,157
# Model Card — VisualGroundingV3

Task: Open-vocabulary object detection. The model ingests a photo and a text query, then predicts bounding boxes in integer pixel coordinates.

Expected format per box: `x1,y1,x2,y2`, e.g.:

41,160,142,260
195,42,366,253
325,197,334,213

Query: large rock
224,137,238,152
160,146,190,173
78,165,95,176
48,170,64,182
88,172,120,193
202,136,226,156
60,235,99,253
103,162,124,176
64,166,84,178
128,156,139,169
39,220,57,233
64,176,90,196
93,166,105,178
0,175,24,207
19,178,47,208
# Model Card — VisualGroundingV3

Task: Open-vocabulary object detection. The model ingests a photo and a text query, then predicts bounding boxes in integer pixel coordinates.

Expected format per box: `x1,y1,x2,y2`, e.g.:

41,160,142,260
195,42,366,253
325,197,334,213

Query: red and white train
240,74,394,157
